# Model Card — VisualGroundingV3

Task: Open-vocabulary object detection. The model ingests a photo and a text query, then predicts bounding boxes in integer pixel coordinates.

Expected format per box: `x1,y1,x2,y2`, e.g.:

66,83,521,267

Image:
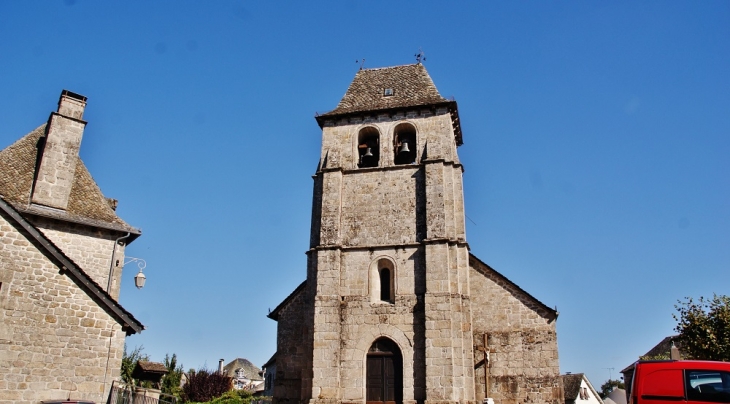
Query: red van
627,360,730,403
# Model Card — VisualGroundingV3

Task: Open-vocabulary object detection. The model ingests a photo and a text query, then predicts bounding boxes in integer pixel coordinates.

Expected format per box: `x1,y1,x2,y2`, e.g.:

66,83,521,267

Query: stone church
0,91,143,403
268,64,562,404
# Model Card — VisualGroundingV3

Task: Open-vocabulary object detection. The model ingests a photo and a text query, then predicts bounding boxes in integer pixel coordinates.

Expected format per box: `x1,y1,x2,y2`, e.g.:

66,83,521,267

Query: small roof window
383,88,394,97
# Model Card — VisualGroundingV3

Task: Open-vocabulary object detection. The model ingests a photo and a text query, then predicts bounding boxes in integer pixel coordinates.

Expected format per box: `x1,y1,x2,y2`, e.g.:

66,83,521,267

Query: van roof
635,360,730,370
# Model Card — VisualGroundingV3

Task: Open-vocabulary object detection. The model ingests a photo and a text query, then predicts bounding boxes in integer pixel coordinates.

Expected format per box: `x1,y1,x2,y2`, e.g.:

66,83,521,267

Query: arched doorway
366,338,403,404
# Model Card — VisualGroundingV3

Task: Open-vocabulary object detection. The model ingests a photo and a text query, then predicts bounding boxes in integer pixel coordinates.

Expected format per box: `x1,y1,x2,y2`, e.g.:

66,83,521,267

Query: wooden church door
366,338,402,404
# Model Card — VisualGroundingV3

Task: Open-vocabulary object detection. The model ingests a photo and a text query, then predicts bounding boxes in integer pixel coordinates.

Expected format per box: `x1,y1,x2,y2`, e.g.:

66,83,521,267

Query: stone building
560,373,603,404
268,64,562,404
0,90,143,404
222,358,264,391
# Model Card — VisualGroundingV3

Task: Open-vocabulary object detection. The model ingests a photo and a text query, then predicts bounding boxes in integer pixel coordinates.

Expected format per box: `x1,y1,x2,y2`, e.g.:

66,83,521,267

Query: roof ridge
360,63,421,71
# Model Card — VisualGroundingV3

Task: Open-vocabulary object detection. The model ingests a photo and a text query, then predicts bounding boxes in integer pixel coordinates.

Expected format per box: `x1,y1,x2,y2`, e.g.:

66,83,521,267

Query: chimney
670,341,681,360
31,90,88,210
218,359,224,374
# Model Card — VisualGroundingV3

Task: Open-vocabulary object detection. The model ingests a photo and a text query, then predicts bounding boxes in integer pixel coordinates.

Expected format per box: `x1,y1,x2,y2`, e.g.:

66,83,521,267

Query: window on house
384,88,394,96
358,127,380,168
394,123,416,165
580,387,588,400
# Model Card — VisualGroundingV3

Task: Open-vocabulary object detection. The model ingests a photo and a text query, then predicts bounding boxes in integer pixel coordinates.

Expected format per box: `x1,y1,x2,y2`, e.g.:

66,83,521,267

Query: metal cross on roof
415,49,426,64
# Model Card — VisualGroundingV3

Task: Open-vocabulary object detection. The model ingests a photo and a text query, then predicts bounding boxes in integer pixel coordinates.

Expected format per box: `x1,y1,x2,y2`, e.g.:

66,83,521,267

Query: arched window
379,268,391,302
358,127,380,168
393,123,416,165
370,257,395,303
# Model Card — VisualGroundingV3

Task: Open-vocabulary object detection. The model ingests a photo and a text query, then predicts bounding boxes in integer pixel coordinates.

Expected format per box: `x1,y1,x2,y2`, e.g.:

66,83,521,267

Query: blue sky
1,1,728,386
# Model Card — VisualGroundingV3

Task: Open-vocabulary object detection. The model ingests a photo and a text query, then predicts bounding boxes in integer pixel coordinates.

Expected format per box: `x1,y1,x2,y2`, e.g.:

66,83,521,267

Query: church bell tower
303,63,475,404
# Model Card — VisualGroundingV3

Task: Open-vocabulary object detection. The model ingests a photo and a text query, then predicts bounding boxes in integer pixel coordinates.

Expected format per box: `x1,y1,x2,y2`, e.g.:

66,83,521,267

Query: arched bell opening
366,338,403,404
358,127,380,168
393,123,416,165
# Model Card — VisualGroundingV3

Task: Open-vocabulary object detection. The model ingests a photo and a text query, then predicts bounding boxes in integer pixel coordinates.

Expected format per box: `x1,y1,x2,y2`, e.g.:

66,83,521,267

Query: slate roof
0,196,144,335
223,358,263,381
620,335,684,373
135,361,168,374
267,280,306,321
561,373,603,403
0,124,140,237
319,64,451,116
315,64,463,145
562,373,585,401
642,335,682,358
605,388,627,404
262,352,276,368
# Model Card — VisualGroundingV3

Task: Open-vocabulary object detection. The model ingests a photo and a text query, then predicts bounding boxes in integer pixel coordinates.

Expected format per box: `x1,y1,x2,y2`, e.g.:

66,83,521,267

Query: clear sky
1,1,728,387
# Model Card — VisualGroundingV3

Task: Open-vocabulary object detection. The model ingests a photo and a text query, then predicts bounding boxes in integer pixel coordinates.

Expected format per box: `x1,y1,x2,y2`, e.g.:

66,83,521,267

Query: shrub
207,390,255,404
181,369,232,403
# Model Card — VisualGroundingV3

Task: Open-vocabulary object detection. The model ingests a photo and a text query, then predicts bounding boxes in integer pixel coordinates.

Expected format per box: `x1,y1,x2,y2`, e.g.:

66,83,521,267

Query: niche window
379,268,391,301
370,258,395,303
394,123,416,165
358,127,380,168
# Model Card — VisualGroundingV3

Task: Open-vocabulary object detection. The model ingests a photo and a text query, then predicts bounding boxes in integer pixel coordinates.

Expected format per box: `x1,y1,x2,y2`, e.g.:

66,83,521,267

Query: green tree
121,344,150,386
599,379,625,398
674,294,730,361
161,353,184,398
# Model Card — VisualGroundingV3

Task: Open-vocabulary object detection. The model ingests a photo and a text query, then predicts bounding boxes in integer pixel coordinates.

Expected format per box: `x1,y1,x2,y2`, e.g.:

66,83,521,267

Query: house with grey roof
222,358,264,391
267,63,563,404
0,90,143,403
561,373,604,404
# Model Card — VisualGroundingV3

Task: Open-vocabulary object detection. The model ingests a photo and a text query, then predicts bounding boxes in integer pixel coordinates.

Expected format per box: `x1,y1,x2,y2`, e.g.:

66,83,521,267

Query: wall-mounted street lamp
124,257,147,289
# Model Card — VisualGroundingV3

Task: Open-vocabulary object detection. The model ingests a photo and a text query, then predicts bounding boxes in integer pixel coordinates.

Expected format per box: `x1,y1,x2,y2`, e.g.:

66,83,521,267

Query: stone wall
31,217,124,299
469,258,562,404
337,247,422,404
339,168,420,247
0,213,126,404
276,85,561,404
319,110,459,172
273,281,314,404
300,108,477,404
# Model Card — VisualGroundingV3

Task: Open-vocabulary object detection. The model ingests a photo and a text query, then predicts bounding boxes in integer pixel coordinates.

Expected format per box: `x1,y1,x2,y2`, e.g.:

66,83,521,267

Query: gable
469,253,558,322
0,196,143,334
267,280,306,321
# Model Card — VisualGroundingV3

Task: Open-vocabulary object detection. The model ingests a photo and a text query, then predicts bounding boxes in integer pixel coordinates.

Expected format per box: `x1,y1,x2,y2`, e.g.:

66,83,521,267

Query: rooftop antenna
604,367,615,381
356,59,366,70
415,48,426,64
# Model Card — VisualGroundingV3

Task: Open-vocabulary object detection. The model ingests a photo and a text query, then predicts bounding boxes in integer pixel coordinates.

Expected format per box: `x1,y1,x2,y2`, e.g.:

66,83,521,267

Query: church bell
399,141,410,154
364,147,373,157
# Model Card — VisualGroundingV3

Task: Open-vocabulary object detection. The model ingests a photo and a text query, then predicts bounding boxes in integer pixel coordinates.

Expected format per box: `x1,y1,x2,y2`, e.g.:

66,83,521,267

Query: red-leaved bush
181,369,232,403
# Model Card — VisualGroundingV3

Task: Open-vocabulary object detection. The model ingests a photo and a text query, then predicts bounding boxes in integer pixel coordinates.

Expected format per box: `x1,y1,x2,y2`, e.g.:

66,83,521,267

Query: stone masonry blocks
0,214,126,404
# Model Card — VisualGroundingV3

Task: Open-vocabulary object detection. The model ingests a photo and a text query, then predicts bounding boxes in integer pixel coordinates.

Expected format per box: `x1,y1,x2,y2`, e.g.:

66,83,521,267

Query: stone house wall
469,257,562,404
31,217,125,300
0,213,126,404
273,282,313,404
